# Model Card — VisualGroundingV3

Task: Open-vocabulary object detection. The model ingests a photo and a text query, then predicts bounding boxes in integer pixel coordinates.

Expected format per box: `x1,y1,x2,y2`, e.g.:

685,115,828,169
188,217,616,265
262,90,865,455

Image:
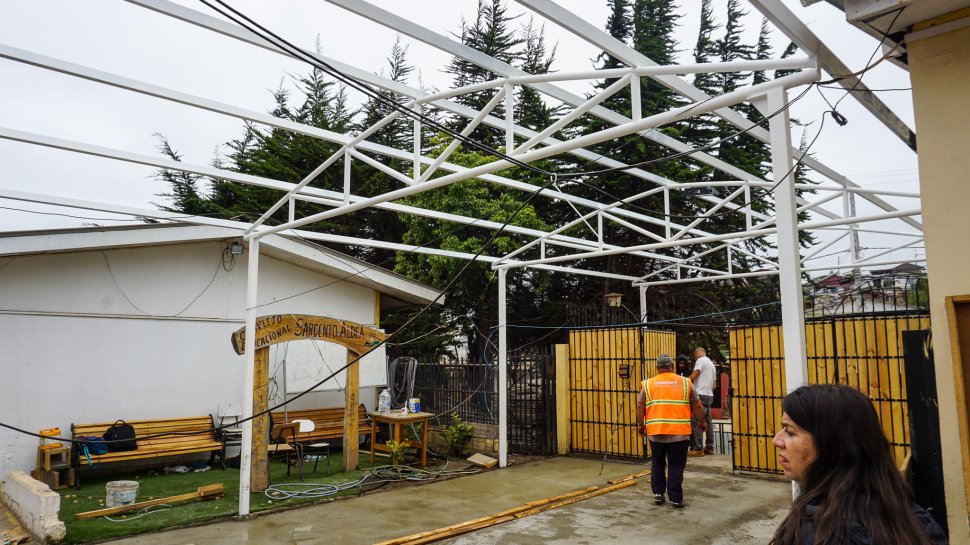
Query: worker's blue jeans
649,439,689,503
691,395,715,450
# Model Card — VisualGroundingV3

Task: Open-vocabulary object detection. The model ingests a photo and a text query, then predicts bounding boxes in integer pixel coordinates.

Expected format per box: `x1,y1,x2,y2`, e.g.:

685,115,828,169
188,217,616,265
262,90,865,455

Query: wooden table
368,411,434,467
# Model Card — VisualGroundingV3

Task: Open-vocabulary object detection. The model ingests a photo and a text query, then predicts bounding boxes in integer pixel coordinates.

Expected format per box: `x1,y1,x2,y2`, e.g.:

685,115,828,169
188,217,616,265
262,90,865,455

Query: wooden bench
71,415,223,489
270,405,372,444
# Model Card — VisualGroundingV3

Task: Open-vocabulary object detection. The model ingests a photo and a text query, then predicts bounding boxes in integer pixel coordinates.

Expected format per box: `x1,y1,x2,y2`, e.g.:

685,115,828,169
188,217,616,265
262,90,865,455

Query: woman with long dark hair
770,383,947,545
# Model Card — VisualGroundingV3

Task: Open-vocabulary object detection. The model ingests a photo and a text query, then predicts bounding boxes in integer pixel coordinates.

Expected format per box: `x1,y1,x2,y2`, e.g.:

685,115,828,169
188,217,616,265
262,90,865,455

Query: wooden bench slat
270,404,371,443
72,415,223,476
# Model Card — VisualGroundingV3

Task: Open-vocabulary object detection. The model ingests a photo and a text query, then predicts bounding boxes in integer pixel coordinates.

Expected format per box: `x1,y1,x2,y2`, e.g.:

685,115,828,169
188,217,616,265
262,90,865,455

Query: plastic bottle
378,389,391,414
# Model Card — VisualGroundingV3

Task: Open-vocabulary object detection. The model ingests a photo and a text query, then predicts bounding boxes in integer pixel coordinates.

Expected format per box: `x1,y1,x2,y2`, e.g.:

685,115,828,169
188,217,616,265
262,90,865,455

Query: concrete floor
106,454,792,545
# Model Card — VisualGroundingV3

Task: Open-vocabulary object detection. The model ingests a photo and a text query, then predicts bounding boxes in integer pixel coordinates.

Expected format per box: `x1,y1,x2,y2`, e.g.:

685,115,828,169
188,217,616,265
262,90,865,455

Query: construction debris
465,453,498,468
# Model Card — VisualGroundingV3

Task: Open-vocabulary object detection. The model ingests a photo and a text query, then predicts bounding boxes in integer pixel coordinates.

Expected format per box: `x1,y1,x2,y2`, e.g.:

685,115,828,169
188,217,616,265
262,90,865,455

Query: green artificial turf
59,452,392,543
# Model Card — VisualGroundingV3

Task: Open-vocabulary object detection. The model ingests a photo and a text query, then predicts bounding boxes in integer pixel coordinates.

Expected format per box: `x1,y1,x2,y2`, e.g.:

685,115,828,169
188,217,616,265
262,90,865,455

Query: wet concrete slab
104,454,792,545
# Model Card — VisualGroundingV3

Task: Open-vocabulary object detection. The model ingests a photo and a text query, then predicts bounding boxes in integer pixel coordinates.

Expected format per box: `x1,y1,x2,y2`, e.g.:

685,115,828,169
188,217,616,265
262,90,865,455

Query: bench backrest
72,416,217,449
270,405,370,438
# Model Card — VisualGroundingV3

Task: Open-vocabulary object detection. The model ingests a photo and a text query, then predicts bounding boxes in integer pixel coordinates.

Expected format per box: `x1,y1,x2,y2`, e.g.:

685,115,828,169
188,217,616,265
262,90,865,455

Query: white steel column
413,110,421,182
639,285,648,322
505,83,515,153
498,268,508,468
238,237,260,517
767,87,807,393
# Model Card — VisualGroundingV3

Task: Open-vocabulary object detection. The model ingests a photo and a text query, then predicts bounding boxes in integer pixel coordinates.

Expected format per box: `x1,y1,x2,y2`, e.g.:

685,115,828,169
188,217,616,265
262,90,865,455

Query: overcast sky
0,0,920,268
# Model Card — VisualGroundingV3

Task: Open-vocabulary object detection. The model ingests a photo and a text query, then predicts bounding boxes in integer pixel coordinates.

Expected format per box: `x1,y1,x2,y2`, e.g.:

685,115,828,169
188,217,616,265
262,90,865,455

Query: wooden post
555,343,570,455
344,349,360,471
250,346,270,492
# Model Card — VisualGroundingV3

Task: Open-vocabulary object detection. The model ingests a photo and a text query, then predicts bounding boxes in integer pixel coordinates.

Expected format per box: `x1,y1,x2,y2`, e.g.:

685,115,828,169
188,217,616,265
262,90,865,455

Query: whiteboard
270,339,387,393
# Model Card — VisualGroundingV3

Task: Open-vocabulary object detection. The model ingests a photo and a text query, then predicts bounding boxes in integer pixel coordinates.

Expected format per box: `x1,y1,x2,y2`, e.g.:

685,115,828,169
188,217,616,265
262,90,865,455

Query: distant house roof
869,263,925,276
0,223,442,307
816,273,853,288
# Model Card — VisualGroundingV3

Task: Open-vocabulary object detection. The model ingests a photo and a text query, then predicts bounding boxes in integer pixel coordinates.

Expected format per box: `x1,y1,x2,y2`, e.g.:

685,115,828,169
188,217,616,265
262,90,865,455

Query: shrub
442,413,474,458
385,439,409,465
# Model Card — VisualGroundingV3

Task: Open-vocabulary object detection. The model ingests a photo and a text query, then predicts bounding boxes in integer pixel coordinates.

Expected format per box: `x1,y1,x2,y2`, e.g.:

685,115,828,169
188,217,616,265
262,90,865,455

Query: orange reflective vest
643,372,692,436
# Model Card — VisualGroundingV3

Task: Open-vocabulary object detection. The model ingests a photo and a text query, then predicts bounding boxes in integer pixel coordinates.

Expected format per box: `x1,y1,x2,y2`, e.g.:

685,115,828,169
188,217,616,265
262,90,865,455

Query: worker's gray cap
656,354,673,368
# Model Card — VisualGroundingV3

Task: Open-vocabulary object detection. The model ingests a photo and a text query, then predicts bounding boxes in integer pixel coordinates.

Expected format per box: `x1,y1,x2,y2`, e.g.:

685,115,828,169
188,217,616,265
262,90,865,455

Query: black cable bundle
387,357,418,409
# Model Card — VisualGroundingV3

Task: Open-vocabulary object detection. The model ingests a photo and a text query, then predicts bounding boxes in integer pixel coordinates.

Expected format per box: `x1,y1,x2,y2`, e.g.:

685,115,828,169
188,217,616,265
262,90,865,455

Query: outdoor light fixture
684,187,715,197
229,240,244,255
605,292,623,308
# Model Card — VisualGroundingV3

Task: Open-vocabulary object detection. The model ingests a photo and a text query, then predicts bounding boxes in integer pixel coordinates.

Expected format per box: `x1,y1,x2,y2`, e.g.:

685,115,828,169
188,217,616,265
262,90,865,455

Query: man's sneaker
688,450,704,457
703,447,715,455
653,494,665,505
670,500,686,509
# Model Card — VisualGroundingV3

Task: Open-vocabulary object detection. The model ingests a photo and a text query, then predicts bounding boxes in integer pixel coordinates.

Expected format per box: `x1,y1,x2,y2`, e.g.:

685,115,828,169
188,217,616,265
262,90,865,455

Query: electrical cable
197,0,830,208
0,6,902,446
190,1,904,233
104,504,174,522
817,84,910,93
99,245,231,318
199,0,554,178
262,461,480,500
0,204,151,223
574,87,827,225
559,84,812,181
0,203,279,225
830,8,906,112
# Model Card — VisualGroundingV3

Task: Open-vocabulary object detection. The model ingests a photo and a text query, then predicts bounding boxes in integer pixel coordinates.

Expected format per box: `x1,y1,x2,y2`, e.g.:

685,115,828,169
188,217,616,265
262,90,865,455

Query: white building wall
0,240,387,479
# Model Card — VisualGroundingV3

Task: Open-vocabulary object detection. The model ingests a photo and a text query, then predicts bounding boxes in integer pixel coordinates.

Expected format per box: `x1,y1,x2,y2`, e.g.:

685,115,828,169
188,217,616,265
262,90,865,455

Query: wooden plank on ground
512,480,637,518
372,482,634,545
607,469,650,484
524,486,598,506
75,484,224,520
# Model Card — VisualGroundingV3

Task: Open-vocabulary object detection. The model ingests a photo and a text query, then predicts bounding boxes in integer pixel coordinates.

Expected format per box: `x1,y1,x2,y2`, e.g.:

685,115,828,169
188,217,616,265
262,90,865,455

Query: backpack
102,420,138,452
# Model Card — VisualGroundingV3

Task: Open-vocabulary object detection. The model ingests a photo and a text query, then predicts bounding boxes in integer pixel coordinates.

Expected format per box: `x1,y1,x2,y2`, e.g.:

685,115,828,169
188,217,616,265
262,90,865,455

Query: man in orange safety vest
636,354,706,508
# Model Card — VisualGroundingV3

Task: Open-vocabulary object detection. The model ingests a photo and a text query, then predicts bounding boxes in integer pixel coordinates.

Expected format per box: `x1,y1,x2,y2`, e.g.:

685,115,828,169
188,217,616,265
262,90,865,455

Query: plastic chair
292,419,330,475
268,422,304,481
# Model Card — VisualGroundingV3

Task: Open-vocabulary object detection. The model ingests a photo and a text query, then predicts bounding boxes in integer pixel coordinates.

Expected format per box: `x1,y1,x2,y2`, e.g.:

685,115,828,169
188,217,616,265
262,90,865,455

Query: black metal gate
411,348,557,456
507,348,556,455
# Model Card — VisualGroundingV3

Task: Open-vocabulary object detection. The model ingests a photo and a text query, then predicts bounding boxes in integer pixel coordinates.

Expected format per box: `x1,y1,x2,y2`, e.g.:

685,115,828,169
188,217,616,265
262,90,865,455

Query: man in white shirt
688,347,717,456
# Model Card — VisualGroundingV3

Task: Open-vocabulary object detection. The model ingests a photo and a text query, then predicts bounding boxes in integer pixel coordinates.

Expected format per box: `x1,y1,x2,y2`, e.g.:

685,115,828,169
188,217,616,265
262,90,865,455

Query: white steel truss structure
0,0,921,515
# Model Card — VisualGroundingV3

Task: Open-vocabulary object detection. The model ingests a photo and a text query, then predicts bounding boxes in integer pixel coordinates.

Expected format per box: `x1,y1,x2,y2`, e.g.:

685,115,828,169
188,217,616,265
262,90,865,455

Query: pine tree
154,135,211,217
444,0,523,147
358,37,414,149
515,18,558,132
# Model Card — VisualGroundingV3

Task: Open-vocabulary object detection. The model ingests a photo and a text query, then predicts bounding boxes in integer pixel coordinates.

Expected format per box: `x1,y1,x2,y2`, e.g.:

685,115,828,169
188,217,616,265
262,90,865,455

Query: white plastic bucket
105,480,139,508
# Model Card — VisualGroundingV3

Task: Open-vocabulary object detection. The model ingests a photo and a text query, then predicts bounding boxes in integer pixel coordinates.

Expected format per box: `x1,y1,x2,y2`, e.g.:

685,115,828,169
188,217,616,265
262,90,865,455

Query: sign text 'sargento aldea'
231,314,386,356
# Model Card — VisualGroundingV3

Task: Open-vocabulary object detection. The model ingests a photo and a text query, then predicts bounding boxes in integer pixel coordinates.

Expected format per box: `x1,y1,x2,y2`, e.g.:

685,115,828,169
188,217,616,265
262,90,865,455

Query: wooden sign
230,314,385,356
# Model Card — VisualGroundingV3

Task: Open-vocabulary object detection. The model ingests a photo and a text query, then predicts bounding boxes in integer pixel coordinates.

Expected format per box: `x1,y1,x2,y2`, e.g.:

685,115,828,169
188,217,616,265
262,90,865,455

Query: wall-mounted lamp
605,292,623,308
684,187,715,197
229,240,245,255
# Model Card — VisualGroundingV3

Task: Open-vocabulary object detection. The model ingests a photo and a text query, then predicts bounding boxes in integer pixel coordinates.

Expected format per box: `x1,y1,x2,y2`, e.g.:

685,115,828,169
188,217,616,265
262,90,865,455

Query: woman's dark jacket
796,502,948,544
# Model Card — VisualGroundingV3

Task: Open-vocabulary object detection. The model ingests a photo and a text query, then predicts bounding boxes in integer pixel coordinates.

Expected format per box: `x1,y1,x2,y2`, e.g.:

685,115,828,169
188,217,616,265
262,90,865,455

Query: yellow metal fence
567,326,675,459
730,314,930,474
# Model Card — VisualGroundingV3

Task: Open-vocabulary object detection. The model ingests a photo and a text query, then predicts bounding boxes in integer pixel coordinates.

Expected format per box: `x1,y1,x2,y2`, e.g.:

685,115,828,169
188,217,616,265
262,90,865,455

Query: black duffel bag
102,420,138,452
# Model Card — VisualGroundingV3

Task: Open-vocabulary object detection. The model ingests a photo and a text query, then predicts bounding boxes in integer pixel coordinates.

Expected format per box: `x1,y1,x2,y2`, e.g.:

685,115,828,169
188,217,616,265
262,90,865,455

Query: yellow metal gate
730,314,930,474
568,326,676,459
